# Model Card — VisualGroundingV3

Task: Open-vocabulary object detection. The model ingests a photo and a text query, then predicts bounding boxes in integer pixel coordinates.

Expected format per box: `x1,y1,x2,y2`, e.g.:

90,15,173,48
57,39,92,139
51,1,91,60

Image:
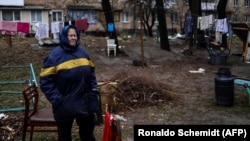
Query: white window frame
170,0,176,3
31,10,42,22
232,14,238,22
171,12,178,22
69,10,96,24
234,0,239,6
245,0,250,6
122,12,129,23
2,10,21,21
245,15,250,22
52,10,63,22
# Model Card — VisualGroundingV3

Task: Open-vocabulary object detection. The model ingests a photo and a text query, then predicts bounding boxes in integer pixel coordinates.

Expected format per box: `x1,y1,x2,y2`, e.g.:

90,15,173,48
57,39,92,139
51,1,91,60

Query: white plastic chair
106,39,117,57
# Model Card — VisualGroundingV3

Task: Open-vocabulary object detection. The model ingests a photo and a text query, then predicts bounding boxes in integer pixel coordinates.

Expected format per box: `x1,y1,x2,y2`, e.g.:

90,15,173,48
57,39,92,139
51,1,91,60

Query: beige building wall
19,0,250,35
224,0,250,22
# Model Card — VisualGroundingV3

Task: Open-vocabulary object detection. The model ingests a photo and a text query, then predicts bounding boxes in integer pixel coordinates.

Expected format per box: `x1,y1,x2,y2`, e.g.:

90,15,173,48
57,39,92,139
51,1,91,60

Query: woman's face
67,28,77,46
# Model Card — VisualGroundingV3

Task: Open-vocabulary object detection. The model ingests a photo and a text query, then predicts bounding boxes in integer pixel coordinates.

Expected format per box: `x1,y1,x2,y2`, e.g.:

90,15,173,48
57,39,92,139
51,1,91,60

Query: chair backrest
107,39,115,45
22,83,58,141
22,83,39,121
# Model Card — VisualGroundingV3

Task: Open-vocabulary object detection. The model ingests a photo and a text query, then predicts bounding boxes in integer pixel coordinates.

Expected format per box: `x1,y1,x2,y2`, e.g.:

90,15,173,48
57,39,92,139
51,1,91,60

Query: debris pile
0,112,23,141
114,76,175,111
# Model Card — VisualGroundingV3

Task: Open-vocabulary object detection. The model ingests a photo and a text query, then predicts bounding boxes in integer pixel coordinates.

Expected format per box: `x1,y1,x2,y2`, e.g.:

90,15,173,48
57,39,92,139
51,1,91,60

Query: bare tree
119,0,170,51
170,0,188,34
126,0,156,37
156,0,170,51
142,0,157,37
101,0,120,54
187,0,201,55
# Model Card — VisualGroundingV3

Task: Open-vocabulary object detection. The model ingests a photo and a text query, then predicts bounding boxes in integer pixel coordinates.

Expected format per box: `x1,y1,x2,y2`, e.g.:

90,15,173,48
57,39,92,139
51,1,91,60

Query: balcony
0,0,24,6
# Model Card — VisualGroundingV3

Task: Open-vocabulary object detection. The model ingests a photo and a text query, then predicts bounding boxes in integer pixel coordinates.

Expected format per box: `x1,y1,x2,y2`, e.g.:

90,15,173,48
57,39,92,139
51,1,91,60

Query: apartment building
227,0,250,22
0,0,249,36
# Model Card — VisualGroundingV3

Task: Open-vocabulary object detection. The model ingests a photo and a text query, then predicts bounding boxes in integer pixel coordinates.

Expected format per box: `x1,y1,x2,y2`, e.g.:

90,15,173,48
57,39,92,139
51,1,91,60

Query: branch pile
0,113,23,141
114,76,175,112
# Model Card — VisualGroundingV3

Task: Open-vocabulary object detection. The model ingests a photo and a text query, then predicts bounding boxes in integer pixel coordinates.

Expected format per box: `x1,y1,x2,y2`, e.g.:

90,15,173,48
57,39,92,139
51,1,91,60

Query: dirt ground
1,34,250,141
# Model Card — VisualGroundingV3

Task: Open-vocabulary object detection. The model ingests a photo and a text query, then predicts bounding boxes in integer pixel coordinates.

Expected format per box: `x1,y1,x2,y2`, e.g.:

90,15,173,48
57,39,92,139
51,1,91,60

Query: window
245,0,250,6
52,11,63,22
233,14,238,22
31,10,42,22
113,12,120,22
2,10,20,21
234,0,239,6
69,10,96,24
122,12,129,22
164,0,173,9
245,15,250,22
170,0,177,3
171,12,178,22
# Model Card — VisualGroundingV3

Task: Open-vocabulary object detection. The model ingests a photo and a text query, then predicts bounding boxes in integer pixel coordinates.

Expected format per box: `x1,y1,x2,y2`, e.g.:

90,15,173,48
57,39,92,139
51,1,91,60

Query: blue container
215,68,235,106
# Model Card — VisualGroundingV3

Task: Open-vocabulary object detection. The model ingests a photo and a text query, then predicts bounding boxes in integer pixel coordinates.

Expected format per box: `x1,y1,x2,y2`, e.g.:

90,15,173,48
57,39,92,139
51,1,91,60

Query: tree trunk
101,0,120,54
217,0,228,49
188,0,201,55
155,0,170,51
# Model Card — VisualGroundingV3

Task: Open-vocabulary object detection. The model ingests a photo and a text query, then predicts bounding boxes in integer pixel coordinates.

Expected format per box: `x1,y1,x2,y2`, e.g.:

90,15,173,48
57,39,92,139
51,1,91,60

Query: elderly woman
39,24,98,141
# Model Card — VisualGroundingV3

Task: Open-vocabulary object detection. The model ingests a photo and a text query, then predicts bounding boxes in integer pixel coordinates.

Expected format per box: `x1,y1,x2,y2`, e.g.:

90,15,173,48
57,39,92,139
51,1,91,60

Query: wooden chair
22,83,58,141
107,39,117,56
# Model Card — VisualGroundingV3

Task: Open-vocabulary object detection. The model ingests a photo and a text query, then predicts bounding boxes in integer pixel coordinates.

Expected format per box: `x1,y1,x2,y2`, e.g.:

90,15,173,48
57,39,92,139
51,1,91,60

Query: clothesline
37,18,89,40
0,20,30,47
0,21,30,36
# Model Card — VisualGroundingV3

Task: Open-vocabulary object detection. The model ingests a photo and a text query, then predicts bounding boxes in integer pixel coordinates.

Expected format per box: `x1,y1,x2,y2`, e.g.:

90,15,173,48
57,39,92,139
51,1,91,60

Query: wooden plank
232,27,249,30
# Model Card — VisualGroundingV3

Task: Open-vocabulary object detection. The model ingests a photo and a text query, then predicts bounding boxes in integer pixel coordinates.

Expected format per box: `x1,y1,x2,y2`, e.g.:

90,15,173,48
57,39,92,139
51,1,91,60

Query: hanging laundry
216,18,228,33
208,15,213,25
51,21,61,39
17,22,30,34
35,22,49,41
215,31,222,43
0,21,17,35
184,15,193,39
197,15,213,30
75,19,89,31
0,21,3,30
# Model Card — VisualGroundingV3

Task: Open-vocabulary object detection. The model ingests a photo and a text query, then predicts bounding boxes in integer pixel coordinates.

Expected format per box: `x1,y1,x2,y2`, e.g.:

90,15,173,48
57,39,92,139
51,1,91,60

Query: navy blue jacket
39,25,97,121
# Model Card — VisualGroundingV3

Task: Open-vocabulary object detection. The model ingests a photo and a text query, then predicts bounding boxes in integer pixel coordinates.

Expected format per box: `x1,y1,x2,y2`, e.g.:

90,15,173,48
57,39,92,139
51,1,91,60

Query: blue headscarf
59,25,80,52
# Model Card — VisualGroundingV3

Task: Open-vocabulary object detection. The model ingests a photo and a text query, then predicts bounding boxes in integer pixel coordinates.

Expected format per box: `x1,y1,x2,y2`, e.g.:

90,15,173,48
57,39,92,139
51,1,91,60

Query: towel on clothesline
75,19,89,31
197,15,213,30
17,22,30,34
51,21,62,39
0,21,17,35
35,22,49,40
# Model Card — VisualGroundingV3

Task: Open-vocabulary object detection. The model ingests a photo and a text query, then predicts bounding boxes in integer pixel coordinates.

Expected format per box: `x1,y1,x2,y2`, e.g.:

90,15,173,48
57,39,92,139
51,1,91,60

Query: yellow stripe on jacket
40,58,94,77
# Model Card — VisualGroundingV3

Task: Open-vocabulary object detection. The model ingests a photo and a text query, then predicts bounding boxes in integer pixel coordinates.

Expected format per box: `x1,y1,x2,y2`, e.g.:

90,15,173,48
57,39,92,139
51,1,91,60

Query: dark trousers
56,114,96,141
